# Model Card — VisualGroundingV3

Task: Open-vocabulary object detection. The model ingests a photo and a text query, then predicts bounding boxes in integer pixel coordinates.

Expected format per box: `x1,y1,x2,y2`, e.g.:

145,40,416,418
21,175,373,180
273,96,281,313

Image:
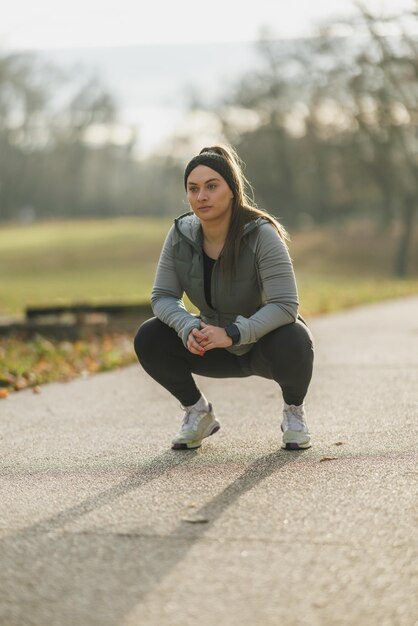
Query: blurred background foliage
0,2,417,277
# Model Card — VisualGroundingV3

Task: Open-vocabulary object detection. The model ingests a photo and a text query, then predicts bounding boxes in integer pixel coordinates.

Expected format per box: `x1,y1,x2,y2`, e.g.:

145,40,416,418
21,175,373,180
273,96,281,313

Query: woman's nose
197,188,208,201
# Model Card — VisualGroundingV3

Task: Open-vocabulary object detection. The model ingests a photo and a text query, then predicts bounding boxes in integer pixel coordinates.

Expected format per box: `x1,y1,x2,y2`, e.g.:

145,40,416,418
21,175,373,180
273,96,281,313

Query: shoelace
284,405,306,431
180,407,205,432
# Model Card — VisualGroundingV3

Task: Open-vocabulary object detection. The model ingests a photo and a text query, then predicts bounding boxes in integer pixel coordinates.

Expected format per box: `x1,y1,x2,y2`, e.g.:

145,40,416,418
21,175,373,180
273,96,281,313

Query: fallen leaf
0,389,9,399
319,457,338,462
334,441,344,446
181,517,209,524
14,377,28,391
32,386,41,394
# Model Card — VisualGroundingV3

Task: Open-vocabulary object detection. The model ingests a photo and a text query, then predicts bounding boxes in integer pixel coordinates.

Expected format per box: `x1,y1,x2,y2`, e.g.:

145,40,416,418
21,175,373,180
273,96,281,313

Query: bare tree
349,2,418,275
204,3,418,274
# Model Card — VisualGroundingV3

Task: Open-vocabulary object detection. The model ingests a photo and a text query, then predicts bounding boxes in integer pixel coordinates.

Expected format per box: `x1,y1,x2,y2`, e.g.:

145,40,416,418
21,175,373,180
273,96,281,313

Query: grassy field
0,218,170,314
0,217,417,317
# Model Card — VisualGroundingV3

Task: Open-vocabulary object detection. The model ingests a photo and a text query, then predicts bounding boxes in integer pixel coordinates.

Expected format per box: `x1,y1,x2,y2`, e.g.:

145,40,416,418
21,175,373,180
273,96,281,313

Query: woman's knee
264,321,314,363
134,317,162,360
285,321,313,357
290,320,314,349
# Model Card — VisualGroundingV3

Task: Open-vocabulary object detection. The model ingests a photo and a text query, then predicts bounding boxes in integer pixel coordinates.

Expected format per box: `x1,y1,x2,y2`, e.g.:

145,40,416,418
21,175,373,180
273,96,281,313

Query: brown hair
196,144,289,279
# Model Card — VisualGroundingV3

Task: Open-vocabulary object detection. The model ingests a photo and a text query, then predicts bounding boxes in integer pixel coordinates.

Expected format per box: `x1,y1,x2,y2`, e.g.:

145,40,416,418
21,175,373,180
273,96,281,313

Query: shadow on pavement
0,447,305,626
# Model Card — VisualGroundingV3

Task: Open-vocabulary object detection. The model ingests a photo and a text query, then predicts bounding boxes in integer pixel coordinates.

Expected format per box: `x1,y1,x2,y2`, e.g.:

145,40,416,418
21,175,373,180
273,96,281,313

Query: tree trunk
394,196,416,277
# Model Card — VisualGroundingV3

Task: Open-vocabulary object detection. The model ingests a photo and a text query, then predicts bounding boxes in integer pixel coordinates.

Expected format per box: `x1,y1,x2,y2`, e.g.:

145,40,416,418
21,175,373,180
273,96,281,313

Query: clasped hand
187,321,232,355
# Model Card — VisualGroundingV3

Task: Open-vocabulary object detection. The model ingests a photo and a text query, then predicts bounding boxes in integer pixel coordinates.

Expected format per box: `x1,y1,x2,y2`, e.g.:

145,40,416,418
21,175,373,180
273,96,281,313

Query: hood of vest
173,211,268,251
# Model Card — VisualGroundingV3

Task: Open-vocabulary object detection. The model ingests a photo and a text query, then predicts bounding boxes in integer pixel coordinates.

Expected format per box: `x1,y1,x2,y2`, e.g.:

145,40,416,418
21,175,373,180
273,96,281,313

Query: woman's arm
151,226,201,346
233,223,299,345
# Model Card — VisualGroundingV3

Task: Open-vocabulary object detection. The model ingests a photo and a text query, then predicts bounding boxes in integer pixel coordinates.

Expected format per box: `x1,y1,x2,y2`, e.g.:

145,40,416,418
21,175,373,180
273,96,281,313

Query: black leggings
134,317,314,407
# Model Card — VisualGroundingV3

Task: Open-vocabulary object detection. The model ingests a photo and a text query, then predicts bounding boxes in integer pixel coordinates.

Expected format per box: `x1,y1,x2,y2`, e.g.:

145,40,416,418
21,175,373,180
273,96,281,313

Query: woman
134,145,314,451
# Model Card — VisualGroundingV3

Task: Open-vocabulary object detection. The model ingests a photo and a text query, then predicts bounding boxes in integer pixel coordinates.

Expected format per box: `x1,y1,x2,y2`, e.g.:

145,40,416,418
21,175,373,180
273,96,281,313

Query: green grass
297,274,418,316
292,220,418,314
0,218,172,313
0,217,417,317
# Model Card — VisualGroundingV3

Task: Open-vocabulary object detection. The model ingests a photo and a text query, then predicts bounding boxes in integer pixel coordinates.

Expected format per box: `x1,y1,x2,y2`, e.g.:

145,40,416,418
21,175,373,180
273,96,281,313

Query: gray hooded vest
151,212,299,356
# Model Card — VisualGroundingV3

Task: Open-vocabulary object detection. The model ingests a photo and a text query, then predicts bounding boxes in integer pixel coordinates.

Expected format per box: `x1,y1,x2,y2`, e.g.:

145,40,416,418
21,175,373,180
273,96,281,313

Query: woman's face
186,165,234,226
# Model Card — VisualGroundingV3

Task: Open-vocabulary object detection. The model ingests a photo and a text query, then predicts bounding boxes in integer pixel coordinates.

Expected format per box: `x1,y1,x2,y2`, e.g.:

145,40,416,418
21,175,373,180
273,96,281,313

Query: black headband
184,153,237,196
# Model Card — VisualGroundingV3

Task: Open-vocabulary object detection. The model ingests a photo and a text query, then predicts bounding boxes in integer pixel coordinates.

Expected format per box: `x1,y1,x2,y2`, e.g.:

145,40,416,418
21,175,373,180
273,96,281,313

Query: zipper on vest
211,259,220,325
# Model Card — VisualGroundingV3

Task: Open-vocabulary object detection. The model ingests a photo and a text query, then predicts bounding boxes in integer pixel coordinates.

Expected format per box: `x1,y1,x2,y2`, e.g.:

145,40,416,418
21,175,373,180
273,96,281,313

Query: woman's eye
208,184,217,189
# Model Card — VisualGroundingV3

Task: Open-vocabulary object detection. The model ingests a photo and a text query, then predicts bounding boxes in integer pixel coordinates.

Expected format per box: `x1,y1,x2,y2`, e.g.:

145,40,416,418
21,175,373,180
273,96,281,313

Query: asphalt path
1,296,417,626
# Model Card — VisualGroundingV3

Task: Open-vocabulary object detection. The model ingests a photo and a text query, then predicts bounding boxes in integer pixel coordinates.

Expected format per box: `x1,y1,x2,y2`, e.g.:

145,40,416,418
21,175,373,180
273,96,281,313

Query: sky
1,0,415,50
1,0,415,156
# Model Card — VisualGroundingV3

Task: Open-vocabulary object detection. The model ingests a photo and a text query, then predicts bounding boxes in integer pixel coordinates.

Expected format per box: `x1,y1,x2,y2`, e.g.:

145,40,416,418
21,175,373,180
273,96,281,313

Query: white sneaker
171,403,220,450
281,402,311,450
